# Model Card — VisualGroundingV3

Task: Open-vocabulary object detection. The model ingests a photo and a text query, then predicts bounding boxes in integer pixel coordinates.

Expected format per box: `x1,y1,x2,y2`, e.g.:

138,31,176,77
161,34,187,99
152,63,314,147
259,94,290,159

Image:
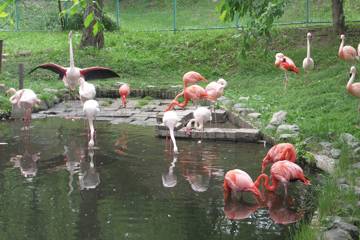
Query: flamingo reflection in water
223,189,304,225
64,140,85,195
79,148,100,190
114,131,128,156
10,132,40,179
162,154,178,188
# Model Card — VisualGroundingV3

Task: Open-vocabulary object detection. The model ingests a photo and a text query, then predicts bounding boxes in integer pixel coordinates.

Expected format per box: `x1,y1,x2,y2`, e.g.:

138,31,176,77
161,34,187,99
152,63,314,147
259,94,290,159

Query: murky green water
0,118,313,240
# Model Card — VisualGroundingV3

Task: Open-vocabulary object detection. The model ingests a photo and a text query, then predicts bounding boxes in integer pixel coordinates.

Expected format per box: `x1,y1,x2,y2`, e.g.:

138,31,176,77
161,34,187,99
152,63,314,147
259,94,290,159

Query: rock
276,124,300,134
355,187,360,197
320,141,333,150
353,147,360,157
265,124,277,131
313,154,336,173
352,162,360,169
233,103,246,109
337,178,347,185
330,148,341,159
279,133,299,141
269,111,287,126
338,183,350,191
340,133,360,149
323,228,352,240
332,219,359,240
218,97,233,108
238,96,249,102
247,112,261,119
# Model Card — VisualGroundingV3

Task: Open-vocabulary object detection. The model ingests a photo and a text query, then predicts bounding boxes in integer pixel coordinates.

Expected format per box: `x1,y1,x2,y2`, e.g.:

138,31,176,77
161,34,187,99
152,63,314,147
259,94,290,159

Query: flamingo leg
284,71,288,90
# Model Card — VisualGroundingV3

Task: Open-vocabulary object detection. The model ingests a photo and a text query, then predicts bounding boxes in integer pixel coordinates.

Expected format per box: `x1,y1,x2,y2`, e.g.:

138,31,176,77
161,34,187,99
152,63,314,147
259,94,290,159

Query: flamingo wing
29,63,67,79
80,67,120,81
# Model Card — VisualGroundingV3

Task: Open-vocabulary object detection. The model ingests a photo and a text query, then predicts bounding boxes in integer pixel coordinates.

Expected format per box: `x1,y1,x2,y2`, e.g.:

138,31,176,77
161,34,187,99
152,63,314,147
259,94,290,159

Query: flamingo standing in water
119,83,130,108
183,71,207,88
29,31,119,91
255,160,311,196
302,32,314,73
83,100,100,148
347,66,360,119
338,34,358,62
223,169,263,201
79,78,96,104
6,88,41,130
261,143,297,173
162,110,180,154
275,53,299,89
165,85,209,111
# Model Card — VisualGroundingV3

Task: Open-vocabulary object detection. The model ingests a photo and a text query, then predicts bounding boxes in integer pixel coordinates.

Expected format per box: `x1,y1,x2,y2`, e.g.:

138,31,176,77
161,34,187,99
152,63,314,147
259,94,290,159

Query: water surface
0,118,313,240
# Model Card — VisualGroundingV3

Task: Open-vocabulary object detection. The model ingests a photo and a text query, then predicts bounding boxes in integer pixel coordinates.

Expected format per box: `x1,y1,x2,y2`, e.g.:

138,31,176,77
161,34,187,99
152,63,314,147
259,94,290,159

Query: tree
331,0,345,34
64,0,105,49
217,0,286,55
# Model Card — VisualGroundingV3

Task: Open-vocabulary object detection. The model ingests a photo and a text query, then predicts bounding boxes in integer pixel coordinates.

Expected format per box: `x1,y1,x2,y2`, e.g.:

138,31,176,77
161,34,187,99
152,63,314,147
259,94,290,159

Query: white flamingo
79,78,96,104
186,107,212,141
83,100,100,148
302,32,314,72
7,88,41,130
162,111,180,154
29,31,119,91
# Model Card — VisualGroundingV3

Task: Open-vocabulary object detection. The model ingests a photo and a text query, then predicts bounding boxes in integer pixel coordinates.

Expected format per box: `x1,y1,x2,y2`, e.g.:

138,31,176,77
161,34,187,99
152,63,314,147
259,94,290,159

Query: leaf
92,21,100,35
0,12,8,18
84,12,94,28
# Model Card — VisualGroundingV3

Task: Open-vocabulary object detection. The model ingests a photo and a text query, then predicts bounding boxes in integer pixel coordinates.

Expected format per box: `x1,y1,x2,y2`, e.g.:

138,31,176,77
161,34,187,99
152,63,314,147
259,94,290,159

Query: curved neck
339,38,344,55
89,119,95,143
347,72,356,89
69,34,75,68
254,173,277,191
306,38,311,59
169,128,178,153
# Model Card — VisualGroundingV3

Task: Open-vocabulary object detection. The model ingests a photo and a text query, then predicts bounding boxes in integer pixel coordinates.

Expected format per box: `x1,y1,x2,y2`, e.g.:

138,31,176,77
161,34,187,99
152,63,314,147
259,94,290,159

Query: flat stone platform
29,98,262,142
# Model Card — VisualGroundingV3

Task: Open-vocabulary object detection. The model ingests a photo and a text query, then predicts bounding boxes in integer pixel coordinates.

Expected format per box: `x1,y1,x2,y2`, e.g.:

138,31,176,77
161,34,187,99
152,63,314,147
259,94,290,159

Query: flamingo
338,34,358,62
261,143,297,173
302,32,314,72
83,100,100,148
6,88,41,130
205,78,227,122
79,78,96,104
224,198,260,220
79,148,100,190
255,160,311,196
162,110,180,154
223,169,263,201
162,155,178,188
275,53,299,89
347,66,360,110
185,106,212,136
29,31,119,91
119,83,130,108
183,71,207,88
165,85,209,111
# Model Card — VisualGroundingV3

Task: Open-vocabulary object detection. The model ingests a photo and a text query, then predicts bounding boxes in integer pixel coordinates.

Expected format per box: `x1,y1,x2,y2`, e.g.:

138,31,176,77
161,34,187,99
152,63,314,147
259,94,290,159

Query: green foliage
65,13,117,31
217,0,286,55
61,0,105,36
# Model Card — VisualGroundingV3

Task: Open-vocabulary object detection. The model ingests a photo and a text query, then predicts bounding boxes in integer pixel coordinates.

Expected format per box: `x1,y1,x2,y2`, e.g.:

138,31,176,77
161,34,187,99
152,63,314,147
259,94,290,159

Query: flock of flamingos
4,31,360,207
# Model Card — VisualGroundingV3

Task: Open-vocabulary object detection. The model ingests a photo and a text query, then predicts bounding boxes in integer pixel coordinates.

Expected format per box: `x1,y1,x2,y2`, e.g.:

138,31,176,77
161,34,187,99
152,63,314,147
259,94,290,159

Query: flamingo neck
69,34,75,68
255,173,277,191
169,127,178,153
339,38,344,56
347,72,356,89
307,37,311,59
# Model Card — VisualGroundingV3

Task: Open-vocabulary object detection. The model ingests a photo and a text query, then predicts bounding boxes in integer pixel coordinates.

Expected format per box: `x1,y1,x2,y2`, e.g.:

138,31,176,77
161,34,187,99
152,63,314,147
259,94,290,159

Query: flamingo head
307,32,312,39
275,53,284,65
340,34,345,40
350,66,357,76
6,88,17,96
217,78,228,88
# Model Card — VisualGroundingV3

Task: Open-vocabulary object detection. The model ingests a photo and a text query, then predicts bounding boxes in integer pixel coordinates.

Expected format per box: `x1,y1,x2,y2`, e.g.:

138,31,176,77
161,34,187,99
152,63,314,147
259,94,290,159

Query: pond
0,118,314,240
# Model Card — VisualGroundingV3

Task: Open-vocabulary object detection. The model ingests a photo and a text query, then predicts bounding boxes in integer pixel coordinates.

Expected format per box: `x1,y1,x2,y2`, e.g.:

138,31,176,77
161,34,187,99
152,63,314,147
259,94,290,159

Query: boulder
340,133,360,149
247,112,261,119
323,228,352,240
313,154,336,173
269,111,287,126
276,124,300,134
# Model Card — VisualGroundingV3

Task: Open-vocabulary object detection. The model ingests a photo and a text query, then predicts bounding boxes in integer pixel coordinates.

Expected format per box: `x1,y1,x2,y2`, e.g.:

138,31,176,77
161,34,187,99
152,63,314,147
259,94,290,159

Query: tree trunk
80,0,104,49
332,0,345,34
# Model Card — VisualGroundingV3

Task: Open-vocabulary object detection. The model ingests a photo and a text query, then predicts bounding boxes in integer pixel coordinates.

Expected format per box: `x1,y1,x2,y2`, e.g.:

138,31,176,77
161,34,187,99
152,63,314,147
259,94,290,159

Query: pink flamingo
119,83,130,108
29,31,119,91
261,143,297,173
165,85,209,111
224,198,260,220
223,169,263,201
338,34,358,62
205,78,227,124
7,88,41,130
275,53,299,89
183,71,207,88
255,160,311,196
347,66,360,112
